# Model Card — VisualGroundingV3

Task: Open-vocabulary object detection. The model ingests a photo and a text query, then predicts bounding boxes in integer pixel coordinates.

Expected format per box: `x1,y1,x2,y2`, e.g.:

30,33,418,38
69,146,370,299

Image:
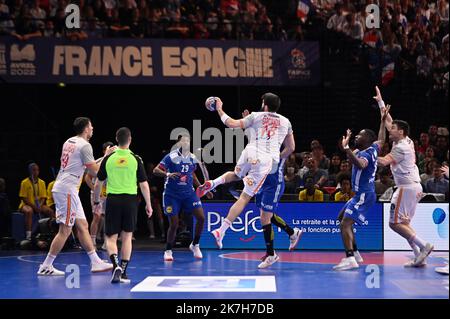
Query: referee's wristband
221,113,230,124
343,145,350,150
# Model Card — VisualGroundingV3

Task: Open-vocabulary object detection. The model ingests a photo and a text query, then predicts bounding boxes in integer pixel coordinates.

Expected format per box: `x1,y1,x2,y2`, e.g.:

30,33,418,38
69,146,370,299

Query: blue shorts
342,191,376,225
255,174,285,213
163,192,202,216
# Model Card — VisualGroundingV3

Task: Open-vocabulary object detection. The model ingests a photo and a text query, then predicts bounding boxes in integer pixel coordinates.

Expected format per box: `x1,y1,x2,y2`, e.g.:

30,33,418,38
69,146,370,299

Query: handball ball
205,96,218,111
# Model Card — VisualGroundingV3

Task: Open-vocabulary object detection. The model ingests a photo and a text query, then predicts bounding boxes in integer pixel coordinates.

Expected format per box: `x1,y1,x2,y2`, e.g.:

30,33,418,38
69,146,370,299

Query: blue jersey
351,143,379,193
159,149,198,197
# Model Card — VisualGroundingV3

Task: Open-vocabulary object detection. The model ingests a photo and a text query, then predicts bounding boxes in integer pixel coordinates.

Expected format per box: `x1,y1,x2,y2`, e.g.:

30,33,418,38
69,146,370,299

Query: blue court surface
0,249,448,299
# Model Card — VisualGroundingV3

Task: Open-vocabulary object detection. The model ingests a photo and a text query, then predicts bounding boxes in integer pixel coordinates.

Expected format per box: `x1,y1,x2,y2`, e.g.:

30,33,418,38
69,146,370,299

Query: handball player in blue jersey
334,109,387,271
254,157,303,269
153,134,213,261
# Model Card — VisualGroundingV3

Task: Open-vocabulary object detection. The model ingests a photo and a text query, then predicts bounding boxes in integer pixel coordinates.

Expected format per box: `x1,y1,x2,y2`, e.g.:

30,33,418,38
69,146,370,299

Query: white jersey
52,136,95,194
389,136,421,186
241,111,293,163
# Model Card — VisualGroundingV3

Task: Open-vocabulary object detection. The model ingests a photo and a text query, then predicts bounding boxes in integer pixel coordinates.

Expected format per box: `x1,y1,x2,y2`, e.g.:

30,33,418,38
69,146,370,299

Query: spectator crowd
1,1,448,93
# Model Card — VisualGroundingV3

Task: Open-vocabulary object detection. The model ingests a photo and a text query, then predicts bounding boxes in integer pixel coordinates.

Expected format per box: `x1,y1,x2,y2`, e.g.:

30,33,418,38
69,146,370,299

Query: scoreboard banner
0,37,320,86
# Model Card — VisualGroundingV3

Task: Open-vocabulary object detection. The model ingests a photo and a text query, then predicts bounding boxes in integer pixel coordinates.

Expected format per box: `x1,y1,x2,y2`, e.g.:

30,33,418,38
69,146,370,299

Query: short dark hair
177,133,190,142
73,117,91,135
102,141,114,151
337,172,351,185
363,129,378,144
261,92,281,112
116,127,131,146
392,120,410,136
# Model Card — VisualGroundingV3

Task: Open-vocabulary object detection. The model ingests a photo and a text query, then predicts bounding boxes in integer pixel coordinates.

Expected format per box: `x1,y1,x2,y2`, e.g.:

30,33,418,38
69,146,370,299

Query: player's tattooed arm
342,129,368,169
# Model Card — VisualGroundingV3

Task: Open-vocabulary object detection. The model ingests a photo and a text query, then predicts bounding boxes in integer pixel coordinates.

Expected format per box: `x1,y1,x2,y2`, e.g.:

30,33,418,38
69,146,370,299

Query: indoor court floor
0,249,448,299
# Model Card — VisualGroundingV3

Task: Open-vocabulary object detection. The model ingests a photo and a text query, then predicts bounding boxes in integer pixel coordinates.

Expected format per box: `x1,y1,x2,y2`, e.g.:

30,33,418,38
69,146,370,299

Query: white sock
42,254,56,267
408,239,421,257
26,231,31,240
410,235,426,250
87,250,103,264
91,235,96,245
218,218,232,234
212,175,226,189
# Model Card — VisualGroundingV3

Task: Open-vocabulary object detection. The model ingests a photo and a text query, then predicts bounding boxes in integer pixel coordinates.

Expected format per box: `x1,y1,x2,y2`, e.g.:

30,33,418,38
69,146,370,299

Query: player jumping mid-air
196,93,301,268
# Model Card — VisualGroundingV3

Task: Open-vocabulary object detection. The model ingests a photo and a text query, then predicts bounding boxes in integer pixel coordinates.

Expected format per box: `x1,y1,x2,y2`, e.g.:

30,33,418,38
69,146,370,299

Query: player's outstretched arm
373,86,393,131
215,97,245,129
342,129,368,170
376,105,388,149
280,133,296,159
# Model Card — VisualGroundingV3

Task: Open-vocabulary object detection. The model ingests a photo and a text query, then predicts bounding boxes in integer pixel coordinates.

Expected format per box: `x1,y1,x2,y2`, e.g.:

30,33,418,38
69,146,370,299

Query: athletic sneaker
164,250,174,261
111,266,122,284
211,229,224,249
196,181,213,198
415,243,434,265
435,264,449,275
120,273,131,284
189,243,203,259
333,257,359,271
37,264,65,276
289,228,302,251
258,253,280,269
354,251,364,264
91,260,113,273
404,258,426,267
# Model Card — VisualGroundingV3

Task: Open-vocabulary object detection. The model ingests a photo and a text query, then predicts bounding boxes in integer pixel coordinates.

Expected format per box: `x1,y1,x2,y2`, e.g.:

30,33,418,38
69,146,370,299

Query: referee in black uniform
94,127,153,284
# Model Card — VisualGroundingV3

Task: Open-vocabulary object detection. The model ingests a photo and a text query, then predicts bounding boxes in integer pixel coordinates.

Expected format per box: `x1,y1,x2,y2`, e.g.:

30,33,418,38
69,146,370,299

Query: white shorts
234,148,273,197
90,193,106,216
389,183,423,224
53,191,86,227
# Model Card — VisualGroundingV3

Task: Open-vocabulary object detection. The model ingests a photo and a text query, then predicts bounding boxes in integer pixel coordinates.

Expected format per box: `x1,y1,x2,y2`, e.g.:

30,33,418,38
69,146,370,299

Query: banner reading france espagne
0,37,320,86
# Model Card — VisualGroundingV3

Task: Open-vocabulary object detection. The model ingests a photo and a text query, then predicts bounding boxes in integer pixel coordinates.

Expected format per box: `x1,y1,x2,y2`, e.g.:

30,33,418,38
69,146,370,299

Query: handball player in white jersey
37,117,115,276
375,87,434,267
196,93,295,256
